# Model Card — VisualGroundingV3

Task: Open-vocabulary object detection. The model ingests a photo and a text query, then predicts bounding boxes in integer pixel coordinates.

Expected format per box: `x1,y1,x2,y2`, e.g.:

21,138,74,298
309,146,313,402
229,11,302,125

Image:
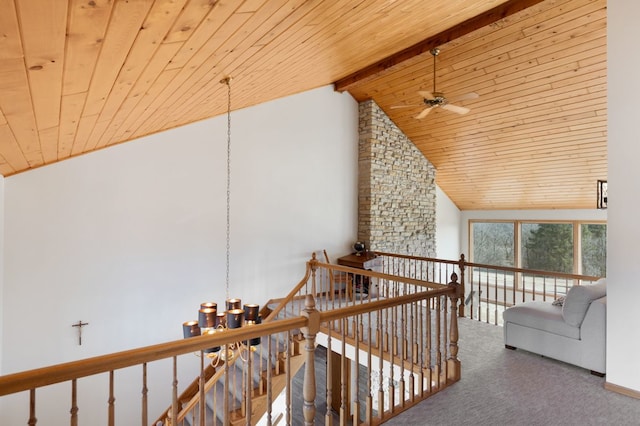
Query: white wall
435,186,460,259
607,0,640,393
1,86,359,424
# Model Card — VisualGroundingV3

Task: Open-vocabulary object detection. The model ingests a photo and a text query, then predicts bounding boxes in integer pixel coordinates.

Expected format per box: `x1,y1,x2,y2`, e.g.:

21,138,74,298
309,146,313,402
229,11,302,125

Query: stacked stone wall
358,100,436,257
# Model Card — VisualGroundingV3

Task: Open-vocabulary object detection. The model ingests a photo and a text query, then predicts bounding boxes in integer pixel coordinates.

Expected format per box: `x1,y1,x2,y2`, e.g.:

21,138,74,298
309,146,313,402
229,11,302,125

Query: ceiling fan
392,48,478,119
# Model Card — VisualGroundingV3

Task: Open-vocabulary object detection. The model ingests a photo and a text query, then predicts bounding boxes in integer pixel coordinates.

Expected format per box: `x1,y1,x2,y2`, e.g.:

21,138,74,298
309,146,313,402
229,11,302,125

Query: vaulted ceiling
0,0,606,210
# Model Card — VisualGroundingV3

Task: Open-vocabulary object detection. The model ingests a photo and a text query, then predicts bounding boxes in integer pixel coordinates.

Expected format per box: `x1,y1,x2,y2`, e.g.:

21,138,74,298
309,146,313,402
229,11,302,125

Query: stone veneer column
358,100,436,257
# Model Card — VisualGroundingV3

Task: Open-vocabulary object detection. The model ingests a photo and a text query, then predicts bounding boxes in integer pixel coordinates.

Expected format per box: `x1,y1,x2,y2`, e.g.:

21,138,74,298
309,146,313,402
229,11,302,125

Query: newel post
447,272,462,382
457,254,466,318
300,294,320,425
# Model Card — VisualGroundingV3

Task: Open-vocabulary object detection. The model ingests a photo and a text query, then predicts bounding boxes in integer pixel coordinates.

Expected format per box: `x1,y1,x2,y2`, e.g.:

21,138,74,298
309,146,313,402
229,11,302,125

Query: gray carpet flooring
385,317,640,426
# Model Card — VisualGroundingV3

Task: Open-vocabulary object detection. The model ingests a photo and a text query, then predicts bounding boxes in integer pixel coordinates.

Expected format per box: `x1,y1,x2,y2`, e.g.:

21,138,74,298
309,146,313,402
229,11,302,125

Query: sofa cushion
504,301,580,339
562,278,607,327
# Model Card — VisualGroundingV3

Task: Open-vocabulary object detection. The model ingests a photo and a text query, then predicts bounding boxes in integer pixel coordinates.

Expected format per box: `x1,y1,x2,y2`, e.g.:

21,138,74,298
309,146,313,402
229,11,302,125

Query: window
521,223,573,274
581,224,607,277
471,222,514,267
470,220,606,276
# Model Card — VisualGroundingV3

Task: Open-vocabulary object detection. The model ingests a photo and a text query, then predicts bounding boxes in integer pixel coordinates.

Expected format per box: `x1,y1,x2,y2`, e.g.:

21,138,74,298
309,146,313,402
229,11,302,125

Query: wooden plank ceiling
0,0,606,210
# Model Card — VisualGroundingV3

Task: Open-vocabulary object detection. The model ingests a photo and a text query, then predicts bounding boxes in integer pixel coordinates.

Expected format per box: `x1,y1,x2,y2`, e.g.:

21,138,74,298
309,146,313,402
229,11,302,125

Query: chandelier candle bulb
200,302,217,311
198,308,217,329
227,308,244,329
226,298,242,310
244,304,260,322
216,312,226,328
182,321,201,339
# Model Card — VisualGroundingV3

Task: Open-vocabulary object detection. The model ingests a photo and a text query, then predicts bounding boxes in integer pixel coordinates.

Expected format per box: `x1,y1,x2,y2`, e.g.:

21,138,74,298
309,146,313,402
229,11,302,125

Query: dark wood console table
336,252,378,269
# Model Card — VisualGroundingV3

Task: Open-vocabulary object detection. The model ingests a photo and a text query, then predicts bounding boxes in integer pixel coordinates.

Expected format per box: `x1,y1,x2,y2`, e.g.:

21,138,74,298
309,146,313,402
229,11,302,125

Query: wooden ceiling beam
333,0,548,92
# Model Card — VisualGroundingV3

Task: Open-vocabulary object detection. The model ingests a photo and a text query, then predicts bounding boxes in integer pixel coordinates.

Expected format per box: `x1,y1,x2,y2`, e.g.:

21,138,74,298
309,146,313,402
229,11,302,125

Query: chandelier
181,77,260,364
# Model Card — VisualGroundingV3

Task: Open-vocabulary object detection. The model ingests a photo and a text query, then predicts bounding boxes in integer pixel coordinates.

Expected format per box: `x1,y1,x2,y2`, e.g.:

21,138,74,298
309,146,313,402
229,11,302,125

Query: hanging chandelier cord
222,76,232,301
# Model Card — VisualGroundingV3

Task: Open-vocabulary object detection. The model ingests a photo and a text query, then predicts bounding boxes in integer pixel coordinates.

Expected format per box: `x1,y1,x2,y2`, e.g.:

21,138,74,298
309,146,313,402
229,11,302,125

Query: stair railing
0,253,462,426
374,251,602,324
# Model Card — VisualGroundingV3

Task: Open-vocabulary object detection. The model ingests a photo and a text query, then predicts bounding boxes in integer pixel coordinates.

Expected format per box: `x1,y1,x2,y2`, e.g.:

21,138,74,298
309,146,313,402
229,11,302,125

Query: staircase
157,253,464,425
158,304,307,426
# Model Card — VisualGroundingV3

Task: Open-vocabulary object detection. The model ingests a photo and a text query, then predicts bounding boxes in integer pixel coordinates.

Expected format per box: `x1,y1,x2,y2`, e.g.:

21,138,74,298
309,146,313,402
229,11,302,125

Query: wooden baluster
443,295,449,381
383,286,389,352
353,272,359,336
267,336,272,425
409,301,415,402
399,302,406,408
224,345,230,426
233,350,238,418
199,354,205,426
448,275,461,382
426,296,432,391
392,288,397,357
142,363,148,426
359,291,365,341
169,358,177,426
325,324,333,426
301,294,319,426
419,297,425,397
503,273,508,325
286,331,292,426
366,310,373,424
436,297,442,389
28,389,36,426
485,268,490,323
494,269,499,325
259,337,265,396
377,309,384,422
353,316,360,424
340,318,347,426
70,379,78,426
109,370,115,426
245,343,251,425
389,307,396,413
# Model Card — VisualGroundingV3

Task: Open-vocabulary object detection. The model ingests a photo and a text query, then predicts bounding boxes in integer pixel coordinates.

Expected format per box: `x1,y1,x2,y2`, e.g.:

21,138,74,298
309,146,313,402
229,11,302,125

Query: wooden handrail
463,260,601,281
263,255,315,322
315,261,447,289
376,250,600,282
0,316,306,397
319,287,453,323
373,250,461,266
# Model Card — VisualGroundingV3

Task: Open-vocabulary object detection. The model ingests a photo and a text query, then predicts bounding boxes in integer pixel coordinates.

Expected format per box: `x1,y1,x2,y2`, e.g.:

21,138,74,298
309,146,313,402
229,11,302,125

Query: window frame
469,219,607,276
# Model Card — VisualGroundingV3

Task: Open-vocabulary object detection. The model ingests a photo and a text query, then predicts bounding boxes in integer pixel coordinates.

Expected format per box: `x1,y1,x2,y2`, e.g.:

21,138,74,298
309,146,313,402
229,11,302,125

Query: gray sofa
503,278,606,376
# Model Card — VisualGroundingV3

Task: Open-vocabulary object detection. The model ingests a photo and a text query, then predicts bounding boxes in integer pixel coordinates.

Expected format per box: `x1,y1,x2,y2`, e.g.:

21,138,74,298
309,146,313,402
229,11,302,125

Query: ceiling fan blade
450,92,479,102
441,103,470,115
418,91,435,100
415,107,433,119
390,104,422,109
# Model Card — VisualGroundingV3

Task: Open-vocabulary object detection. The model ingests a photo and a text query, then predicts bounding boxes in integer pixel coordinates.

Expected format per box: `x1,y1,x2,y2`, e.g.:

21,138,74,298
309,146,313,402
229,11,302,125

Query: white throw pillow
562,278,607,327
